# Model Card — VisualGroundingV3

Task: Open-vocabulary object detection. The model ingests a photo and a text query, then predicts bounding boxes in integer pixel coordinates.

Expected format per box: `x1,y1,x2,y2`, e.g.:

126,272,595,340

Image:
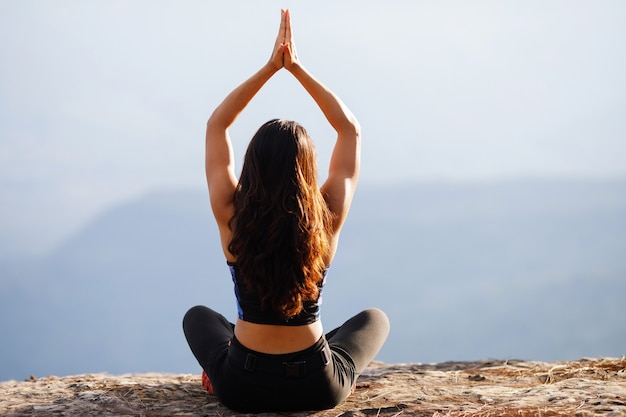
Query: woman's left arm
205,11,286,228
205,64,279,224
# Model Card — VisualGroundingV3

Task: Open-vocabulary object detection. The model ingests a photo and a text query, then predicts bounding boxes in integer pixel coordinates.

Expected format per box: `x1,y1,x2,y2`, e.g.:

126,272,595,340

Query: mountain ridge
1,179,625,381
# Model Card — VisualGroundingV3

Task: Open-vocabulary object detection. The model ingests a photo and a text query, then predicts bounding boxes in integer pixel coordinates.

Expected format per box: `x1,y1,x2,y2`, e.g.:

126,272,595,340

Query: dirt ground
1,357,625,416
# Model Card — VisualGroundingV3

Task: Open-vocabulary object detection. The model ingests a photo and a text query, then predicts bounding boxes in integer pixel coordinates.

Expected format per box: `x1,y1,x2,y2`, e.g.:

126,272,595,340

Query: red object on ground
201,370,214,395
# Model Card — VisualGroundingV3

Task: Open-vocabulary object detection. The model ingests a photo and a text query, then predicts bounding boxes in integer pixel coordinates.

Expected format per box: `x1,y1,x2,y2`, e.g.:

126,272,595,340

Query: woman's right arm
283,10,362,235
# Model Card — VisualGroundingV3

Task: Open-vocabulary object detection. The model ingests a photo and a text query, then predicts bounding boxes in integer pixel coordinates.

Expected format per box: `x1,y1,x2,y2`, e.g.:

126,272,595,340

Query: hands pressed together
205,7,360,252
269,9,299,71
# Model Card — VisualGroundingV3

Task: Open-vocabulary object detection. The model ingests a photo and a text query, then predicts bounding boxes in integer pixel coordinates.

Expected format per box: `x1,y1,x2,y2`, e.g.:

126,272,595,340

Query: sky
1,0,625,257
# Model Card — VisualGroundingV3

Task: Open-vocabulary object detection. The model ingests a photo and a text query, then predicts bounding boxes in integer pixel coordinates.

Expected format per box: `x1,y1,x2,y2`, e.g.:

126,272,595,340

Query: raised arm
282,10,361,235
205,11,286,232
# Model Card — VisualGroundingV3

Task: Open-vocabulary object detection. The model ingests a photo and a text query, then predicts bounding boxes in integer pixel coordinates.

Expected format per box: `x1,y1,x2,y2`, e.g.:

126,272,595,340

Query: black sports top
227,261,326,326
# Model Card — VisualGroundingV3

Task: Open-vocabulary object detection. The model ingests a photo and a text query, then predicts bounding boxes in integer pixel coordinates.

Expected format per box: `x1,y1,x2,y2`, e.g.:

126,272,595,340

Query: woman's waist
228,333,331,378
234,318,323,354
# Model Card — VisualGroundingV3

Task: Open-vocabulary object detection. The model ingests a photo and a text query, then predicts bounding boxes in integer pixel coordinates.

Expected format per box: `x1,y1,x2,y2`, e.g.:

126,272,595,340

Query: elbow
351,120,362,145
206,108,231,131
353,118,362,139
206,113,221,130
340,114,361,140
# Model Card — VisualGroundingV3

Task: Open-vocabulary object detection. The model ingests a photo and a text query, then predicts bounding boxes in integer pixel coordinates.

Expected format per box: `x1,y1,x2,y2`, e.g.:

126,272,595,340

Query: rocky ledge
1,358,625,416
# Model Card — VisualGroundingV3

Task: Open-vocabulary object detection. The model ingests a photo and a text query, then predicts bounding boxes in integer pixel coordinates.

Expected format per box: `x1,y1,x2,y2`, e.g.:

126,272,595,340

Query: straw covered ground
1,357,625,416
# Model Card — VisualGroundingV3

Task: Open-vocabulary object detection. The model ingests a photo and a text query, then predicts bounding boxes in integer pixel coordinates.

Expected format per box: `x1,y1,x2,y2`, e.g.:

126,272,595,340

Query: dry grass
1,358,624,416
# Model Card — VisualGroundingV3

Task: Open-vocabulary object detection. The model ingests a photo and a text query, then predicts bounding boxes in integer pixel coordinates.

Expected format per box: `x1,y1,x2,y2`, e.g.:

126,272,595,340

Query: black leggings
183,306,389,412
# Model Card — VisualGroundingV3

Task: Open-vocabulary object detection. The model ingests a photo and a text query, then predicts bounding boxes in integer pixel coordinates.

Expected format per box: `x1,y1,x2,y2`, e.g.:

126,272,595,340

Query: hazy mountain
1,180,625,381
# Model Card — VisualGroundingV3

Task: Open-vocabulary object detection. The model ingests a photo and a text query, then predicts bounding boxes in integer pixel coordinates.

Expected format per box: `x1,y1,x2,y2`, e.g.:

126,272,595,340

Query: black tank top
227,261,325,326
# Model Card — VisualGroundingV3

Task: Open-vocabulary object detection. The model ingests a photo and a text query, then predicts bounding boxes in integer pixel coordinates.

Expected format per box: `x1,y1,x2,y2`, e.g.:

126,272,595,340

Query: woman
183,9,389,412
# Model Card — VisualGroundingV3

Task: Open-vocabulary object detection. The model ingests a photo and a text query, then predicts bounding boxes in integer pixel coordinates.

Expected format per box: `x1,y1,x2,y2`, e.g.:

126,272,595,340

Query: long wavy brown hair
228,119,334,319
